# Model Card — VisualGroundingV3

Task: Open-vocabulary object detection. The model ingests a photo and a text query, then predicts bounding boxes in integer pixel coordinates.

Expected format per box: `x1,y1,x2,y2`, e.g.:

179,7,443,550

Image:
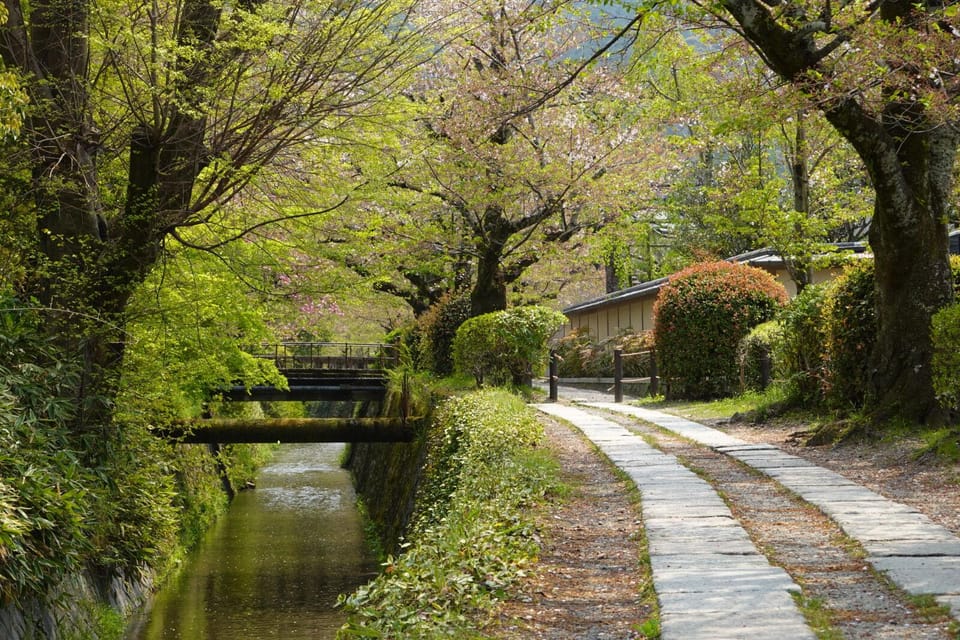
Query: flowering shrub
453,306,566,386
653,261,787,399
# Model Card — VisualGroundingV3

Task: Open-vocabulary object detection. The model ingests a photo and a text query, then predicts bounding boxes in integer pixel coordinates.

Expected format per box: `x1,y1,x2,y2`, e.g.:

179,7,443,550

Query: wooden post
760,350,771,390
548,350,558,402
614,348,624,403
649,351,659,397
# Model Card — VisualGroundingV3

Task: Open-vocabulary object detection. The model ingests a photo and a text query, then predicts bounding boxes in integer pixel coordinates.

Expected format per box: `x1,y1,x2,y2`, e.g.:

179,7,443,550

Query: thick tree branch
168,196,350,251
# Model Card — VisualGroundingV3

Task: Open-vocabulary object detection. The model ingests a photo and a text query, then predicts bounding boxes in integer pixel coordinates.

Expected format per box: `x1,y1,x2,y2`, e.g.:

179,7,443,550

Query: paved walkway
588,403,960,619
537,396,960,638
535,403,816,640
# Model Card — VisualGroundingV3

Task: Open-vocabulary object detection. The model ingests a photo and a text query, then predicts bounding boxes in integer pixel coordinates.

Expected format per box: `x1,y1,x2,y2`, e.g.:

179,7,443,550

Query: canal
126,443,377,640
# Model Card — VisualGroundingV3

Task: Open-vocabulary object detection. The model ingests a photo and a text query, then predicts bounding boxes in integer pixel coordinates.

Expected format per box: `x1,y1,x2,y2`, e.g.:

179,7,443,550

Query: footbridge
165,342,417,443
224,342,399,403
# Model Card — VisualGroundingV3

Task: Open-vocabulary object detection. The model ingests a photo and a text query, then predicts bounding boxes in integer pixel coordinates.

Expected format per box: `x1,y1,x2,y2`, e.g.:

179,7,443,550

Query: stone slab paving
534,403,815,640
587,402,960,621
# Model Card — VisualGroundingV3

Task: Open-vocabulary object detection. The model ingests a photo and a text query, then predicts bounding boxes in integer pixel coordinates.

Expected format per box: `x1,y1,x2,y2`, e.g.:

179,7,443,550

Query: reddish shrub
653,261,787,399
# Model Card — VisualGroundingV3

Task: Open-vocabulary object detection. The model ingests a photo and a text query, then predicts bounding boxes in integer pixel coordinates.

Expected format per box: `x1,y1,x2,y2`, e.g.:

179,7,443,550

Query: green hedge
416,291,472,376
453,306,566,387
822,261,877,409
932,300,960,412
774,283,831,403
738,321,782,392
653,261,787,399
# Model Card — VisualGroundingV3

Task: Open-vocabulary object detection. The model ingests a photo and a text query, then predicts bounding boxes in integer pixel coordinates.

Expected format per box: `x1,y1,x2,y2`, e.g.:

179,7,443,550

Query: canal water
126,443,377,640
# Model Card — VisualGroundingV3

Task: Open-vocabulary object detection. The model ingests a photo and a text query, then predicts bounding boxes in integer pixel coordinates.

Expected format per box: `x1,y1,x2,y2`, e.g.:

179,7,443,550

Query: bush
551,328,602,377
738,321,782,392
653,261,788,399
822,261,876,409
775,284,830,402
453,306,566,387
416,291,472,376
932,302,960,411
615,330,657,378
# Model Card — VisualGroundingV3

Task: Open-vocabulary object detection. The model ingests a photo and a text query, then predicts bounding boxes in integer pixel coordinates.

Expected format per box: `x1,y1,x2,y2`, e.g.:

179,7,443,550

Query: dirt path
491,403,957,639
487,416,653,639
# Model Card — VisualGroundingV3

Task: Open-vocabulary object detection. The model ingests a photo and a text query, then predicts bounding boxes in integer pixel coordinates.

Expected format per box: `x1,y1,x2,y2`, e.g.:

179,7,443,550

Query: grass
633,384,794,422
792,594,843,640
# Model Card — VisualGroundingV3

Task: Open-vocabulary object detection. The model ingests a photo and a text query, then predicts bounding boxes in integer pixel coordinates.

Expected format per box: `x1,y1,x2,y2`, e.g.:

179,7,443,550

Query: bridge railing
249,342,399,373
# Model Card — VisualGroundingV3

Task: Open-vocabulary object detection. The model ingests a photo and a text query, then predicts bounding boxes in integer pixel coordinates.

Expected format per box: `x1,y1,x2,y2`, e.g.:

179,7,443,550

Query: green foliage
738,321,782,392
0,2,27,141
774,284,831,402
552,328,610,377
653,261,788,399
338,389,556,638
416,291,471,376
0,300,93,601
119,248,285,423
822,261,876,410
0,294,270,612
81,426,180,572
932,301,960,412
453,306,567,387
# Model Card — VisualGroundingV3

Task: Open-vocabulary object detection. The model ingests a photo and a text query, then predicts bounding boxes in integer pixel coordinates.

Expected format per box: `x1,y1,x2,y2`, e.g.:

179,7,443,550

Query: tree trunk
825,100,957,423
864,134,955,423
715,0,958,424
471,247,508,316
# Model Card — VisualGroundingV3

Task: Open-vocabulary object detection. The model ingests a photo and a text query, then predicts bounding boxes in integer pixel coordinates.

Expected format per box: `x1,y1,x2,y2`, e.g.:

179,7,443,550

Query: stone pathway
587,403,960,623
535,403,816,640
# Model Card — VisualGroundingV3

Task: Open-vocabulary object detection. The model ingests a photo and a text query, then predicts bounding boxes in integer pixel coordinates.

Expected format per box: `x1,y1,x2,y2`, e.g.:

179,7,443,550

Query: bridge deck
182,342,409,443
251,342,399,376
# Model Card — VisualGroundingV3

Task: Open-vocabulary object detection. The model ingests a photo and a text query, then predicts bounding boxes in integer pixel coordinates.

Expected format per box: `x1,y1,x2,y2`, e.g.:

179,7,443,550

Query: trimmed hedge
453,306,566,387
653,261,787,399
416,291,472,376
738,321,782,392
930,257,960,412
932,302,960,411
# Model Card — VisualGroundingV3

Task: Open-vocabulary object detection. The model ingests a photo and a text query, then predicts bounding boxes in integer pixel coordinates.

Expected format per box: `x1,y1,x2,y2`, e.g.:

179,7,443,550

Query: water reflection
126,443,376,640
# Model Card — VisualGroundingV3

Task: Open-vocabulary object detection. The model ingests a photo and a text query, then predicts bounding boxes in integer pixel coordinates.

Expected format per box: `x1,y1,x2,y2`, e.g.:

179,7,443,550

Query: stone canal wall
0,568,151,640
347,436,428,556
